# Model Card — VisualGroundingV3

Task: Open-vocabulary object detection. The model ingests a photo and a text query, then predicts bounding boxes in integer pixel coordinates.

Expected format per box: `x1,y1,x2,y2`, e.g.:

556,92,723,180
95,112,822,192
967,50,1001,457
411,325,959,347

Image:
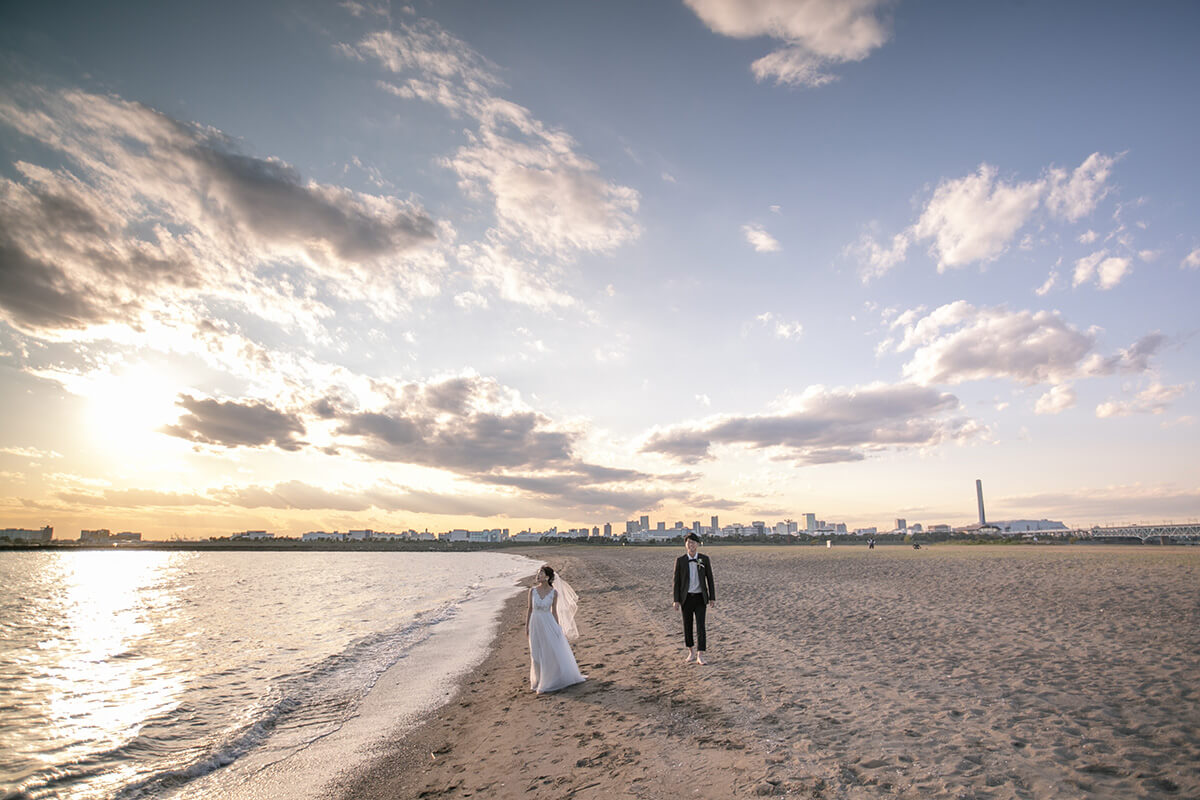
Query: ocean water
0,549,537,800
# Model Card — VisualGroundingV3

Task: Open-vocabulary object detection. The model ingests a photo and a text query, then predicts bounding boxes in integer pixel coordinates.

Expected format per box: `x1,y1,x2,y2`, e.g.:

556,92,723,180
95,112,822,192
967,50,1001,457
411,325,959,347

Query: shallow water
0,549,534,799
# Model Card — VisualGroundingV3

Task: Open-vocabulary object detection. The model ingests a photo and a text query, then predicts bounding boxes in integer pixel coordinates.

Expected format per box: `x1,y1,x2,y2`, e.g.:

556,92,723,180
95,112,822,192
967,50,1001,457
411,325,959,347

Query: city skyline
1,0,1198,540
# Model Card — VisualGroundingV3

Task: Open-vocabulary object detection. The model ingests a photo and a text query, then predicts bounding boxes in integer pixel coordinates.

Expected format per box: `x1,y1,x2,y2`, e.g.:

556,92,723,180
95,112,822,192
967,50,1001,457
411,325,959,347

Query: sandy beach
340,545,1199,799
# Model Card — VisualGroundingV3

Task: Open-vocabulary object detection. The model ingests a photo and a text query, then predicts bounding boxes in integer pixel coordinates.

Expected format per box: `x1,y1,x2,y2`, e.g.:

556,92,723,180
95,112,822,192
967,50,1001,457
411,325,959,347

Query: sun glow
83,365,186,455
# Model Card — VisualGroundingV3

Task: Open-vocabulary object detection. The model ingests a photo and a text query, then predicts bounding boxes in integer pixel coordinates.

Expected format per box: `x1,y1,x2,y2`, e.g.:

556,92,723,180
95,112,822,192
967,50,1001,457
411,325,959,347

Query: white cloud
848,230,911,283
890,303,1161,387
1182,247,1200,269
1073,250,1130,290
1034,384,1076,415
1137,249,1160,262
1035,270,1057,296
850,153,1119,279
684,0,893,87
1096,382,1187,418
456,239,575,310
755,312,804,340
345,17,640,309
1078,229,1098,244
453,291,489,310
1045,152,1118,222
742,222,781,252
913,164,1044,270
0,446,64,459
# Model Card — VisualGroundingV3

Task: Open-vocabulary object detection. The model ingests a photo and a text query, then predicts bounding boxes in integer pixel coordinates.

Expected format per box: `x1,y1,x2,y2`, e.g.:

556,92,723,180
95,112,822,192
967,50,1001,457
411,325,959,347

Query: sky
1,0,1197,539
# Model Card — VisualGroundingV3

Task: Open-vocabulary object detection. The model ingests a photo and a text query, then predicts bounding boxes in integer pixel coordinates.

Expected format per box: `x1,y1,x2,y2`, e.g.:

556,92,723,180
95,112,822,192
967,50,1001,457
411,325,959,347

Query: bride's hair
541,565,555,585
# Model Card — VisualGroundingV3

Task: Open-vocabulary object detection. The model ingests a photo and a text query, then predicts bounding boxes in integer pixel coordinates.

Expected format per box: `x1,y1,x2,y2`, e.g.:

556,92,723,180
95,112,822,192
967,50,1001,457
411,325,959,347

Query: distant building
928,524,952,533
302,531,346,541
656,521,666,531
993,519,1068,533
804,513,816,531
910,523,923,533
232,530,273,540
692,521,701,535
711,516,719,530
834,523,847,533
854,527,877,536
894,518,907,532
639,515,650,531
603,522,612,537
80,528,111,542
113,532,141,542
2,526,52,543
625,520,637,534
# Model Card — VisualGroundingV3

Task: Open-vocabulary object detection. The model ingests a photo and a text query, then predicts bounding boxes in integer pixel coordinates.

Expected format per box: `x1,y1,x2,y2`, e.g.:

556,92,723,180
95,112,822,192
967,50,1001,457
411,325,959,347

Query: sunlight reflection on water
2,551,189,794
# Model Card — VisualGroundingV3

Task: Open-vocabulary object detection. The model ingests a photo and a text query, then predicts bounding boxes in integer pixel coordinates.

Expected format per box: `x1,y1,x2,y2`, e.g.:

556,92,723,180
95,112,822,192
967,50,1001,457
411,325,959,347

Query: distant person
673,533,716,665
912,542,921,550
868,537,875,550
526,565,586,693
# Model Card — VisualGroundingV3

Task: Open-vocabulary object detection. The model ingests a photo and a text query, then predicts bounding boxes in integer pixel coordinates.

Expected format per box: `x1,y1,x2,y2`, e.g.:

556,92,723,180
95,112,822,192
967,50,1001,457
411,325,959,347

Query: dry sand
340,545,1199,799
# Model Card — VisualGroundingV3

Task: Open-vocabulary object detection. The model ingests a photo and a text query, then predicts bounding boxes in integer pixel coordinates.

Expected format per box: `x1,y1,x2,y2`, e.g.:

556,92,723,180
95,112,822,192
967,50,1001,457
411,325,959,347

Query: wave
13,600,465,800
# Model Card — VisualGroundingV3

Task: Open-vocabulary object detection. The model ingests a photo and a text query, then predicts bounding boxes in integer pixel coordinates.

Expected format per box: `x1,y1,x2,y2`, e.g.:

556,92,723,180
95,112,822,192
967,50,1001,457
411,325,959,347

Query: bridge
1067,523,1200,543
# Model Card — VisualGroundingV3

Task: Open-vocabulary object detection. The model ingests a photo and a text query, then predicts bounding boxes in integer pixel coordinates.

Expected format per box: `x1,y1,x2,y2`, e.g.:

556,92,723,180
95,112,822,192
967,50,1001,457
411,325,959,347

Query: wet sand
339,545,1199,799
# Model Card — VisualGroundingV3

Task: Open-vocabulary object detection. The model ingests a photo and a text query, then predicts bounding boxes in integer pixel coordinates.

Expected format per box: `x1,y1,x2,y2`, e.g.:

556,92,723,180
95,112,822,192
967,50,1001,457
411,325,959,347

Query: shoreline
337,545,1199,799
163,555,541,800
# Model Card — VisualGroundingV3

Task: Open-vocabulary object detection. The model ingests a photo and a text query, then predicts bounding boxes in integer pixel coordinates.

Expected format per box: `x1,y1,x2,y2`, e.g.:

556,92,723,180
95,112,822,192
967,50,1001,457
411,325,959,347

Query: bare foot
685,652,696,663
696,654,707,665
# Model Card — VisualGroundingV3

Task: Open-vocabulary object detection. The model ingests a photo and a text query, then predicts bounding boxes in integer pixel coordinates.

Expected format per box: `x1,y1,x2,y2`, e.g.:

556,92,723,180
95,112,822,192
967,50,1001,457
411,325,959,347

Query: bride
526,565,586,693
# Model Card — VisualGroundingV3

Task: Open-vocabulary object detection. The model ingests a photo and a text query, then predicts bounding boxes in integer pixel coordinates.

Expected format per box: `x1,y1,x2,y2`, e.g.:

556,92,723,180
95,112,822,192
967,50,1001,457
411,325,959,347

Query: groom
673,533,716,665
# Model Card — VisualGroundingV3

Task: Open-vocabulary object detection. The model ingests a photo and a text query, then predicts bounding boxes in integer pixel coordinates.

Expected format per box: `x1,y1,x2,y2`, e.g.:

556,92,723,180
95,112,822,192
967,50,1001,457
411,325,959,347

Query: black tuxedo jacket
674,553,715,604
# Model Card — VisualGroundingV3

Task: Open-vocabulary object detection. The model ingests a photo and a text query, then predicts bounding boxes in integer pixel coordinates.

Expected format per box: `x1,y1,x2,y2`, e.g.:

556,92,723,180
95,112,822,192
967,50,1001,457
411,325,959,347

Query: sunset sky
1,0,1197,539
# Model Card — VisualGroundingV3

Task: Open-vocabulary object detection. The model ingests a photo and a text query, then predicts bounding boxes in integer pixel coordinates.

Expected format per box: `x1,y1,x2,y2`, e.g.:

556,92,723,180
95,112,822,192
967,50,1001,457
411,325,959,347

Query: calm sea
0,549,537,800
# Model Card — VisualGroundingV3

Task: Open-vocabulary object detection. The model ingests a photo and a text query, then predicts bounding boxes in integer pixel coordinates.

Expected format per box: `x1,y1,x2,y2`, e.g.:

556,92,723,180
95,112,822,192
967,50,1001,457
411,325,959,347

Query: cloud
888,303,1163,387
742,222,781,252
913,164,1044,270
1001,484,1200,525
0,87,443,333
56,488,220,508
1045,152,1118,222
851,154,1120,280
1034,384,1076,415
848,230,910,283
0,446,64,459
1182,247,1200,269
1081,332,1166,376
641,382,976,464
344,17,639,308
161,395,308,451
1072,250,1131,290
1035,269,1058,296
684,0,894,87
754,312,803,340
212,480,374,512
330,374,575,472
1078,229,1098,244
1096,382,1187,418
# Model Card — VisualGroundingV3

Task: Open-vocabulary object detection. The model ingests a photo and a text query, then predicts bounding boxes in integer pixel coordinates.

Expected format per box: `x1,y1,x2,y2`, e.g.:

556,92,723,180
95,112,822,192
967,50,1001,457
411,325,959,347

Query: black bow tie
689,557,698,562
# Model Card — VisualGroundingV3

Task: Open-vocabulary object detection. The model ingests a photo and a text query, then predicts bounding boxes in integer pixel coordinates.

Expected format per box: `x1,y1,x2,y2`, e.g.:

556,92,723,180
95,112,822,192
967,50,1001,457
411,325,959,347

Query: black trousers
681,592,707,651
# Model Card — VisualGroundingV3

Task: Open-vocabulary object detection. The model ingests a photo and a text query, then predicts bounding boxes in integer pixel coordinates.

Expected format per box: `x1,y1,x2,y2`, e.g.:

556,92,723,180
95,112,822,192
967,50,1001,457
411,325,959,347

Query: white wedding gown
528,587,586,693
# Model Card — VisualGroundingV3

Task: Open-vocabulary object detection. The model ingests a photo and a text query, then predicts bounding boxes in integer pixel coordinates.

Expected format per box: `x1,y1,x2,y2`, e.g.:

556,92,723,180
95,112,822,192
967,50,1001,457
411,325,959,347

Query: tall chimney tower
976,479,986,525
